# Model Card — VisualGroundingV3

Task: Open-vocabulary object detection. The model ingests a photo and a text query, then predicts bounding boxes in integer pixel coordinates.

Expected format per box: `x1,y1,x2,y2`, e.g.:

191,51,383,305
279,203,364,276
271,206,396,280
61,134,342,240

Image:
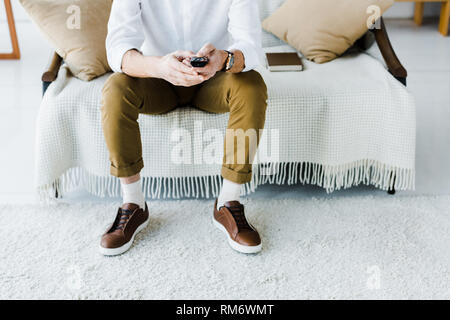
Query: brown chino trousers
101,70,268,184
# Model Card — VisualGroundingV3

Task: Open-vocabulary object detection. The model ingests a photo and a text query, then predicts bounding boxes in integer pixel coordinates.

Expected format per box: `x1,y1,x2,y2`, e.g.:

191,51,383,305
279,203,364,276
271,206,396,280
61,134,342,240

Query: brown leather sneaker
99,203,149,256
213,200,262,254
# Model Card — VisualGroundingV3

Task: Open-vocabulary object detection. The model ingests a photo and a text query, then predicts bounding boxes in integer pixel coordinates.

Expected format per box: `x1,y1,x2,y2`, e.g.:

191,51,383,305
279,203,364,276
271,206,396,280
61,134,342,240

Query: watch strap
223,50,234,72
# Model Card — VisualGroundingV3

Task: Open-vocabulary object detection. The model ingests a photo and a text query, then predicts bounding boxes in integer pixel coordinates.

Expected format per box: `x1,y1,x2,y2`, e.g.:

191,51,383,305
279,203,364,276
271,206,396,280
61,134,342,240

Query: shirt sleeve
106,0,145,73
227,0,264,72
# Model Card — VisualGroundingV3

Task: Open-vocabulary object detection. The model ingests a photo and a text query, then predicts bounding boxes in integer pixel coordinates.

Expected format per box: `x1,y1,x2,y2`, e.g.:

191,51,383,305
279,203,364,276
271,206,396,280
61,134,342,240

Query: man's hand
121,46,243,84
154,50,208,87
122,49,207,86
184,43,228,81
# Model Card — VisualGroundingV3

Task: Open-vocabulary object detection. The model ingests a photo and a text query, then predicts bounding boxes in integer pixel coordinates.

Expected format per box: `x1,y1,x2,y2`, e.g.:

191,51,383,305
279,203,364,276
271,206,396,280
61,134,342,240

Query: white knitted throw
35,44,416,199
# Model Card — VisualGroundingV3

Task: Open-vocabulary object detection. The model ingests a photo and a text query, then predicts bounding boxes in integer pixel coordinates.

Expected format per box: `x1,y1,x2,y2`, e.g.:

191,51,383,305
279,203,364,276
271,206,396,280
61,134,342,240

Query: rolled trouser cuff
221,165,252,184
110,158,144,178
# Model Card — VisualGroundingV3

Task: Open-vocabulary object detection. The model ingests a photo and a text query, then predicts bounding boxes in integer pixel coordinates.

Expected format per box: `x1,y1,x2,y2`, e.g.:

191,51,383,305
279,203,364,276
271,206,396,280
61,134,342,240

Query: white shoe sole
212,216,262,254
99,217,149,256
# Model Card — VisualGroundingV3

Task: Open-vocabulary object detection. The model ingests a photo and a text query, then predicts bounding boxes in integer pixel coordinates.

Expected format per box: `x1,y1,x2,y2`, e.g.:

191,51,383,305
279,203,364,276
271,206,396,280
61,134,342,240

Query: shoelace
112,209,134,231
228,205,252,231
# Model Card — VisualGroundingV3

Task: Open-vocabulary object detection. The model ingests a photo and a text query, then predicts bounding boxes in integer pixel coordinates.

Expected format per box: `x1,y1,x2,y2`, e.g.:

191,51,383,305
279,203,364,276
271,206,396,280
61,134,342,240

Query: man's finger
182,59,192,67
170,56,198,75
206,73,216,81
201,73,215,81
193,65,214,74
174,71,206,84
171,75,190,87
174,78,196,87
174,50,196,60
196,43,216,57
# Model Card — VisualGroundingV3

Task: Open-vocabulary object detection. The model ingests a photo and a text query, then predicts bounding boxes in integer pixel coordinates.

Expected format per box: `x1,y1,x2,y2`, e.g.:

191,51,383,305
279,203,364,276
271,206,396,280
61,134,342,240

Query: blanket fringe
37,160,415,201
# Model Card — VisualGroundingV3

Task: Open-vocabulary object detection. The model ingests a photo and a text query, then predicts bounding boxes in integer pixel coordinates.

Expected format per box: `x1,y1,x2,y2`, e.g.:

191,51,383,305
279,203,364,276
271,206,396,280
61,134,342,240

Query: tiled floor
0,19,449,203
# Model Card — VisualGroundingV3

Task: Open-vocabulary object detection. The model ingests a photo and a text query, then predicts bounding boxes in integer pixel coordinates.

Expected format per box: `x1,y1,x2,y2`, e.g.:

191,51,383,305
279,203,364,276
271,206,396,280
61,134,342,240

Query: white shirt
106,0,263,73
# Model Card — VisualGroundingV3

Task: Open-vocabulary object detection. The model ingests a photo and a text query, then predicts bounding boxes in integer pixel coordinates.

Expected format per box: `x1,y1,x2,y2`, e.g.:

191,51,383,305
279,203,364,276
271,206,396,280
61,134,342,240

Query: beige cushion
20,0,112,81
262,0,394,63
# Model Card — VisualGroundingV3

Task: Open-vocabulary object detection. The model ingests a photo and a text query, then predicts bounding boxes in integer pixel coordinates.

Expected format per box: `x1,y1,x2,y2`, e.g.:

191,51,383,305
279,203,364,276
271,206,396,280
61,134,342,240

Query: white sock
217,179,242,208
121,179,145,209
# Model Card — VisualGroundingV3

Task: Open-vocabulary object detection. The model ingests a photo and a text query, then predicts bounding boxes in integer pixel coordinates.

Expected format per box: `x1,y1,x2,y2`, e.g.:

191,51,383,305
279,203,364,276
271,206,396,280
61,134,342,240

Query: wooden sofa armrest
370,17,407,85
42,52,63,95
42,52,63,82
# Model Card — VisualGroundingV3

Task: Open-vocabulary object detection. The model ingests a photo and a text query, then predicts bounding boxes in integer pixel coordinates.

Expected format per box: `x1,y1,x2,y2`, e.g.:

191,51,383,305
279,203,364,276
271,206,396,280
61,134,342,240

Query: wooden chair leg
0,0,21,59
414,2,425,26
388,173,396,195
439,1,450,36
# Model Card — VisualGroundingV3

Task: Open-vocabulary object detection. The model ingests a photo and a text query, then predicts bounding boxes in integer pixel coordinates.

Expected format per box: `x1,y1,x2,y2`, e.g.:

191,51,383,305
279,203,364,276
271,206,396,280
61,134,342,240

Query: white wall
384,1,441,18
0,0,443,22
0,0,30,22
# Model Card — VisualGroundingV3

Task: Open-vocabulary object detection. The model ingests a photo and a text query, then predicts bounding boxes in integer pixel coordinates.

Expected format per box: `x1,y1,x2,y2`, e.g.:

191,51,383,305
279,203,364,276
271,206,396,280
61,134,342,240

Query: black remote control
190,57,209,68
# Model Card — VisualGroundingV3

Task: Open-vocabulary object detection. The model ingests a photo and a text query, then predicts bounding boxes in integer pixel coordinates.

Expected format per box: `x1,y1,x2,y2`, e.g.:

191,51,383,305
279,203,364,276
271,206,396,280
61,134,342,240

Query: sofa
36,0,416,200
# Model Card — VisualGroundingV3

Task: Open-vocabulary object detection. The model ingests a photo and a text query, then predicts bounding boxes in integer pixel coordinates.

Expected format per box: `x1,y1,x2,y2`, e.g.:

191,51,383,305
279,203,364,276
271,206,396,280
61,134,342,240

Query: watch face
229,54,235,69
226,52,234,71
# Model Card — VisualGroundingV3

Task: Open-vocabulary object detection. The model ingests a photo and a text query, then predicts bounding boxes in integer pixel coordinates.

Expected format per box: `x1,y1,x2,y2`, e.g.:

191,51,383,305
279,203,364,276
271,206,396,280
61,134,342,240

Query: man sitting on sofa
100,0,268,256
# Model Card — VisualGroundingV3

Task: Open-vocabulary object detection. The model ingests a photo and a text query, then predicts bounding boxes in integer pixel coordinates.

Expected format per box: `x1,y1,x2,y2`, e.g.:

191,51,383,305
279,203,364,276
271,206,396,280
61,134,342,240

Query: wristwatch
222,50,235,72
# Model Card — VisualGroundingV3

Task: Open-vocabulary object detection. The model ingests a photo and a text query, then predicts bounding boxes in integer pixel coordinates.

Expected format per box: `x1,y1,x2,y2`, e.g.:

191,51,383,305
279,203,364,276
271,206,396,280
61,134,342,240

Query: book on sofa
266,52,304,72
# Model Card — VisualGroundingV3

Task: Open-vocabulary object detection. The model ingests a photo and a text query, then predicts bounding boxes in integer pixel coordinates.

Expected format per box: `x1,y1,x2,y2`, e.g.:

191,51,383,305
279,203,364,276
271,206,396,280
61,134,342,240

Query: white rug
1,195,449,300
